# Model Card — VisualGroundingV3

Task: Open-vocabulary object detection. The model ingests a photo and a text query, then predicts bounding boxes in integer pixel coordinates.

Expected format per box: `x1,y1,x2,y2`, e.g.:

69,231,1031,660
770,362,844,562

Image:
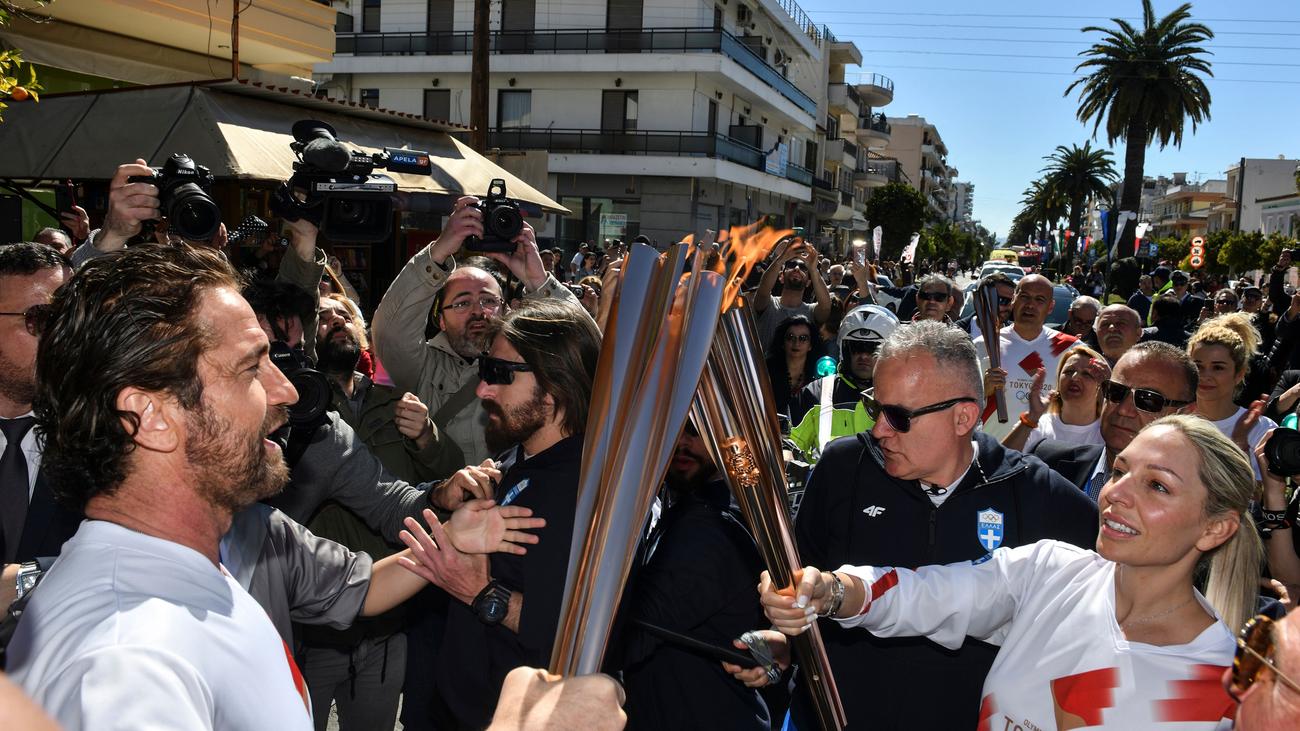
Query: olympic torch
973,281,1008,423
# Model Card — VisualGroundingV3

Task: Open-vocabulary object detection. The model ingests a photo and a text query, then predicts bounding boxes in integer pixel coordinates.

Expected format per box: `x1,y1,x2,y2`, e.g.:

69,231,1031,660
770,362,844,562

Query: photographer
372,195,582,465
1255,429,1300,604
74,158,330,361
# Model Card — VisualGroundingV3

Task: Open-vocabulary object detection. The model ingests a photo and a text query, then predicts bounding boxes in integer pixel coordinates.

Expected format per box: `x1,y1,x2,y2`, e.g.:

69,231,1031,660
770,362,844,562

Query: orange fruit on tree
9,86,29,101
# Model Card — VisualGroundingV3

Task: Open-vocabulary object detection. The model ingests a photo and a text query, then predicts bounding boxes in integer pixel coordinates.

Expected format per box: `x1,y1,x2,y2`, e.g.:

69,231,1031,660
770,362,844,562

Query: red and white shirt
836,540,1236,731
974,325,1079,440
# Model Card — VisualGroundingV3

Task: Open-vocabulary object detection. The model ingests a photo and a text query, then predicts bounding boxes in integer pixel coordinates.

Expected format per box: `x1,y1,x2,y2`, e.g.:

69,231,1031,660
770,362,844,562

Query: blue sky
801,0,1300,243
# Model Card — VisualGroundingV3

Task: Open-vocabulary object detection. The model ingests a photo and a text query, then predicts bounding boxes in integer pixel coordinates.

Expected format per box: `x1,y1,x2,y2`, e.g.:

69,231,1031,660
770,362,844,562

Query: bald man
1094,304,1142,365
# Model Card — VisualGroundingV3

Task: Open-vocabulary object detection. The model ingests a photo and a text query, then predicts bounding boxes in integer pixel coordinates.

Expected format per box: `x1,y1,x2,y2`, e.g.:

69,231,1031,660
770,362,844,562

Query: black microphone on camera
291,120,352,172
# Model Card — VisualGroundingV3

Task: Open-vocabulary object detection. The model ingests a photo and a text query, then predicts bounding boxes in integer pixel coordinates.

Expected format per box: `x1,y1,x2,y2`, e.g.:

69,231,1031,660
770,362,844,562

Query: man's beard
317,327,361,375
0,350,34,408
483,386,549,453
664,448,717,493
185,400,290,512
446,315,491,358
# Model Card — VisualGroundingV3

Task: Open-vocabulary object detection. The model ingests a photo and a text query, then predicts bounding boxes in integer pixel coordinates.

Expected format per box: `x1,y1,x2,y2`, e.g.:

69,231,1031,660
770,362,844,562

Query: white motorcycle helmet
838,304,899,352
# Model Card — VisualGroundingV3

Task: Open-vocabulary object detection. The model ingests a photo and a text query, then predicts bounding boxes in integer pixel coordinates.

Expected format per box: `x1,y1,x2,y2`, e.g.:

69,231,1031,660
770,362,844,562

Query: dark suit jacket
1030,440,1104,493
11,472,82,564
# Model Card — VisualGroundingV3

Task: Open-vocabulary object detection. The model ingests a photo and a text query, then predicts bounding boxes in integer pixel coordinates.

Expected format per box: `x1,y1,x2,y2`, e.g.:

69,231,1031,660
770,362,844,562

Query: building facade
879,114,955,222
1149,177,1229,241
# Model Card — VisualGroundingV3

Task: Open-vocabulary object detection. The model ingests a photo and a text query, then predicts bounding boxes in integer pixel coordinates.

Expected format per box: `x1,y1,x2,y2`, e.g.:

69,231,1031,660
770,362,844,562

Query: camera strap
432,376,480,429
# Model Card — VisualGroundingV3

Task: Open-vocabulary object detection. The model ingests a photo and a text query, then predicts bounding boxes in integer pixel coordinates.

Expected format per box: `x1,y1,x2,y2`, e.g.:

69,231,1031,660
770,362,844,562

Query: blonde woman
1188,312,1275,478
1002,345,1111,453
738,416,1261,730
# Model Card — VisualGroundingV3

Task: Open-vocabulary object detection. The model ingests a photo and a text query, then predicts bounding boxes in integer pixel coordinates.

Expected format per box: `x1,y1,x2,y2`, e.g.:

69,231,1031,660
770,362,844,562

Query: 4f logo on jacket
862,505,886,517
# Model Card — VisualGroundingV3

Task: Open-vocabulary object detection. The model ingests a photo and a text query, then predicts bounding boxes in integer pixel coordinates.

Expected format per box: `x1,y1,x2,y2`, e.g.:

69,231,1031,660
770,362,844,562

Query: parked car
960,283,1078,331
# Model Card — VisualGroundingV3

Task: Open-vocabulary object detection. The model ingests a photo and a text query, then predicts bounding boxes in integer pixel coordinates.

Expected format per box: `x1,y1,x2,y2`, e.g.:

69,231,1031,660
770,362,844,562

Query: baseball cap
1151,266,1172,280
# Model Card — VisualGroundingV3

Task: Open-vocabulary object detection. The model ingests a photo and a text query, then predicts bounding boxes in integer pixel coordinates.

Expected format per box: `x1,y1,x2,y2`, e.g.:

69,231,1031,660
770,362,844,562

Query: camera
464,179,523,253
268,341,332,429
1265,427,1300,477
127,153,221,242
271,120,432,243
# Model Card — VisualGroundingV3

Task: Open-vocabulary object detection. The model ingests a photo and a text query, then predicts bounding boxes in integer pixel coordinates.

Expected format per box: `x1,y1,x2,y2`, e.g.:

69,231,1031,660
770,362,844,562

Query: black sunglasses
478,354,533,385
1227,614,1300,702
861,392,977,433
917,290,949,303
843,340,880,356
1100,379,1191,413
0,303,51,337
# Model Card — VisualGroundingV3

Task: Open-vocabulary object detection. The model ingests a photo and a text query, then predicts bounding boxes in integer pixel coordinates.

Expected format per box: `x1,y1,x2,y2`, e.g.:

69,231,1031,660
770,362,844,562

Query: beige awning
0,80,567,214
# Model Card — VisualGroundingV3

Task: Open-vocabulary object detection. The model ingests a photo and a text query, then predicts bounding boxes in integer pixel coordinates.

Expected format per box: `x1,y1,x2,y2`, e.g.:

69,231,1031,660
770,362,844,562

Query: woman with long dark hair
765,315,823,422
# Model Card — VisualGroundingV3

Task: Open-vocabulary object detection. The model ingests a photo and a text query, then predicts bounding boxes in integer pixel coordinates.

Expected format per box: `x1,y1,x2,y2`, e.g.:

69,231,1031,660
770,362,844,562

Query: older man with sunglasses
1228,612,1300,729
789,321,1096,730
1032,342,1197,500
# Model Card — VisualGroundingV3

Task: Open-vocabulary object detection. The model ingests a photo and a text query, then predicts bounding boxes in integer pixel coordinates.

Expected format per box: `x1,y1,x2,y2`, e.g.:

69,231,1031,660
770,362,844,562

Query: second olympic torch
973,281,1008,423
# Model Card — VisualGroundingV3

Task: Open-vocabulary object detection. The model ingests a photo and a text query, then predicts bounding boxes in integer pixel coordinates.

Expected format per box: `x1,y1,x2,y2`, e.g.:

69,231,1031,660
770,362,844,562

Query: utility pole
470,0,490,151
231,0,241,79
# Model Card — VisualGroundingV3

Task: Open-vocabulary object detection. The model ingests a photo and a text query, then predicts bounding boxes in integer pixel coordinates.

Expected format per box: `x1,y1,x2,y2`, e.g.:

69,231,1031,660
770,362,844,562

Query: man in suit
1032,341,1197,501
1170,270,1207,328
0,243,80,609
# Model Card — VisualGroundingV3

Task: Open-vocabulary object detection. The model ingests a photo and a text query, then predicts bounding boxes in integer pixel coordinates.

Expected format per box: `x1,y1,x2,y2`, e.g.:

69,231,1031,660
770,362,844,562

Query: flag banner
901,232,920,264
872,226,883,258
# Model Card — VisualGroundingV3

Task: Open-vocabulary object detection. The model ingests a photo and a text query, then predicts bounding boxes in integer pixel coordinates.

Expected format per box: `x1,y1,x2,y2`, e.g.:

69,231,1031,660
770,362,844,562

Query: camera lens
488,205,523,239
1266,427,1300,477
166,183,221,241
331,198,367,225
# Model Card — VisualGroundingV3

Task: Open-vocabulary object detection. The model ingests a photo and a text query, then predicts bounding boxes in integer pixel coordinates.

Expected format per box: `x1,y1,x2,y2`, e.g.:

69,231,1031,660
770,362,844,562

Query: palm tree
1020,178,1068,245
1066,0,1213,257
1042,142,1118,249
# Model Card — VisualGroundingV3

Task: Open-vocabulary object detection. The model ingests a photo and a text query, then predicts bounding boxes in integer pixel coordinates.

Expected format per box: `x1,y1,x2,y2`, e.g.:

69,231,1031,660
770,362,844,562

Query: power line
842,65,1300,85
803,9,1300,24
858,48,1300,69
829,33,1296,52
817,21,1300,36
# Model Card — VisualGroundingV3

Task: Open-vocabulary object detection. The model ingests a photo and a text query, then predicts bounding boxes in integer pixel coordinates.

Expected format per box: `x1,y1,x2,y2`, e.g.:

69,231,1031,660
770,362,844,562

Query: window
498,90,531,129
501,0,535,31
606,0,643,30
427,0,452,32
363,0,380,33
707,99,717,137
360,88,380,108
336,11,354,33
424,89,451,121
601,90,637,131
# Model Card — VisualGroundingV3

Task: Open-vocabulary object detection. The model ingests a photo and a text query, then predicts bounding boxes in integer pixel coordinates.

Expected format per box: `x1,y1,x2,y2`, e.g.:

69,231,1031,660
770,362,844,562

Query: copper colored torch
691,299,847,731
973,281,1008,422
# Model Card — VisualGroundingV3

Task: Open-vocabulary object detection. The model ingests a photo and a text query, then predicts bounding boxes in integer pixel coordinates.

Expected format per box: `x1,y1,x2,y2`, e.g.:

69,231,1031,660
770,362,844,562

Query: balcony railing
859,159,898,180
488,128,813,184
336,27,818,117
859,112,890,135
785,162,814,186
828,83,861,113
858,73,895,94
813,173,834,191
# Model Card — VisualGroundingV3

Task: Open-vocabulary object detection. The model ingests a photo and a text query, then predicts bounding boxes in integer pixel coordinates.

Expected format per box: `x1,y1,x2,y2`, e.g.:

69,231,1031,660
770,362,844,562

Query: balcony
828,83,861,117
825,137,858,167
838,176,855,206
487,128,807,184
856,73,895,107
855,158,897,187
856,112,891,145
335,27,818,117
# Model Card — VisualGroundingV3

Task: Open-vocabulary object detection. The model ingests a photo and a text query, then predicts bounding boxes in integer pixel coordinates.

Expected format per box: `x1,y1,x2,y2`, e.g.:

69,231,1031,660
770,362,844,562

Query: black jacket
1030,440,1105,492
791,430,1098,730
10,472,81,564
436,435,583,729
618,481,769,730
1140,320,1190,349
1266,369,1300,423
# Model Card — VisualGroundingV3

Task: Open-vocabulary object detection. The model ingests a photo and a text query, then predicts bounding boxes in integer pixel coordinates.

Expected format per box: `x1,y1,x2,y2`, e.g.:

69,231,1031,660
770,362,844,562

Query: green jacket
789,373,876,462
330,373,465,486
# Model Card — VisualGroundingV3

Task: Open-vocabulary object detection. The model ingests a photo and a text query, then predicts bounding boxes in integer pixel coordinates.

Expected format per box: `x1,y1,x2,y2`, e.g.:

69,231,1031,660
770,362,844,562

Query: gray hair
877,320,984,401
1124,341,1198,401
1070,295,1102,314
34,227,72,249
916,273,957,297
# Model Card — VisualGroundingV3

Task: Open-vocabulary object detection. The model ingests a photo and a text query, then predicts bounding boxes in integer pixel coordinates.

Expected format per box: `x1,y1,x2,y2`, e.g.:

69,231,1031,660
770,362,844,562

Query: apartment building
1205,157,1300,234
949,180,973,226
320,0,837,246
880,114,955,221
1149,176,1229,240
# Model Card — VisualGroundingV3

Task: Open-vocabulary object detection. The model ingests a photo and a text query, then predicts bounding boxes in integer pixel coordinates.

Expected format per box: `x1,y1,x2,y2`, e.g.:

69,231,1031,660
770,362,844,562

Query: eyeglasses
1227,614,1300,702
1100,379,1192,413
443,295,504,314
785,333,811,344
0,303,51,336
843,340,880,356
917,290,949,303
861,392,977,433
478,354,533,385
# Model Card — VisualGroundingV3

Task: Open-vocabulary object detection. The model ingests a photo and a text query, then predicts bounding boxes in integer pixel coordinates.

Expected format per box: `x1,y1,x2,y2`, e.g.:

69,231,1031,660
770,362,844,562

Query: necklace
1118,594,1197,628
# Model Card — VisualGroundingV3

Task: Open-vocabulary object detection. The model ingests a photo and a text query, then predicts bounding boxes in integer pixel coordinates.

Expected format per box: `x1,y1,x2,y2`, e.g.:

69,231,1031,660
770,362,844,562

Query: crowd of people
0,163,1298,731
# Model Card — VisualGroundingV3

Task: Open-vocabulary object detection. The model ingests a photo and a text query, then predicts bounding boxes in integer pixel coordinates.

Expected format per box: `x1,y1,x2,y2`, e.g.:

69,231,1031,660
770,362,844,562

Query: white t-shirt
837,540,1235,730
8,520,314,731
1208,406,1278,480
754,295,816,356
974,325,1080,440
1023,413,1105,453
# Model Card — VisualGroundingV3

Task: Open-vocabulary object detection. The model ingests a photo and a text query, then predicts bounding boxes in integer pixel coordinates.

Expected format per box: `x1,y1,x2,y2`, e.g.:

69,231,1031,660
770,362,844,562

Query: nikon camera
464,179,523,253
271,120,432,243
126,153,221,242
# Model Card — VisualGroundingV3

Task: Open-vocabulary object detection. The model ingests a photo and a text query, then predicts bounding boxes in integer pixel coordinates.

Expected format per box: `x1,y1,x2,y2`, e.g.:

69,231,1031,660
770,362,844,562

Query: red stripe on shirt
1155,664,1236,722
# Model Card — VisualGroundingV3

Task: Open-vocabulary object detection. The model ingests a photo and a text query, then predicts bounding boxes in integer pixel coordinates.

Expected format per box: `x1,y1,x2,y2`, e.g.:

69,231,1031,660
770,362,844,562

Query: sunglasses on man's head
1226,614,1300,702
861,392,977,433
917,290,949,303
1100,379,1191,413
478,354,533,385
0,303,51,337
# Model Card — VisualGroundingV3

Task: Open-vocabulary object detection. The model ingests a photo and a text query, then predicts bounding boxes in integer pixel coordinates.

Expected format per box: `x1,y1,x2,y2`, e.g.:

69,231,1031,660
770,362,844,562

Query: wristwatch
15,561,41,601
472,580,512,625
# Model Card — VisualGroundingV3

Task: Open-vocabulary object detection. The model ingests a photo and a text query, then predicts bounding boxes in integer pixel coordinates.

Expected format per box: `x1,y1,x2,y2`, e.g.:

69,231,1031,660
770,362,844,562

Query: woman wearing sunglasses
750,415,1260,730
1188,313,1275,479
765,315,823,423
1002,345,1111,453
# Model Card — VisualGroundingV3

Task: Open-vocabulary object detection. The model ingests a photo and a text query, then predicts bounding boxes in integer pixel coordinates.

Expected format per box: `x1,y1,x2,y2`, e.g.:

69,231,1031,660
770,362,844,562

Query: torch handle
994,387,1009,423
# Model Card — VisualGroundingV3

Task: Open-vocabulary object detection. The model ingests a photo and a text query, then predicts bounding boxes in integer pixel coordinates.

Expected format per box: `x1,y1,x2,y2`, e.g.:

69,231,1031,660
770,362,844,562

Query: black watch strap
472,580,512,625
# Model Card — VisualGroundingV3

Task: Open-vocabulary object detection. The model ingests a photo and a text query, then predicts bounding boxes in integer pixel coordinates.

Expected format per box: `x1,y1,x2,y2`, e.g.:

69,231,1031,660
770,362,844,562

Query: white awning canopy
0,79,567,214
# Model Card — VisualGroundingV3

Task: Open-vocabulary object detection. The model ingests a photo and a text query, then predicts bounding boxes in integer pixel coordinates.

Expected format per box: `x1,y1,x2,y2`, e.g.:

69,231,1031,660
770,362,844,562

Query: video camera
271,120,431,242
127,153,221,242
